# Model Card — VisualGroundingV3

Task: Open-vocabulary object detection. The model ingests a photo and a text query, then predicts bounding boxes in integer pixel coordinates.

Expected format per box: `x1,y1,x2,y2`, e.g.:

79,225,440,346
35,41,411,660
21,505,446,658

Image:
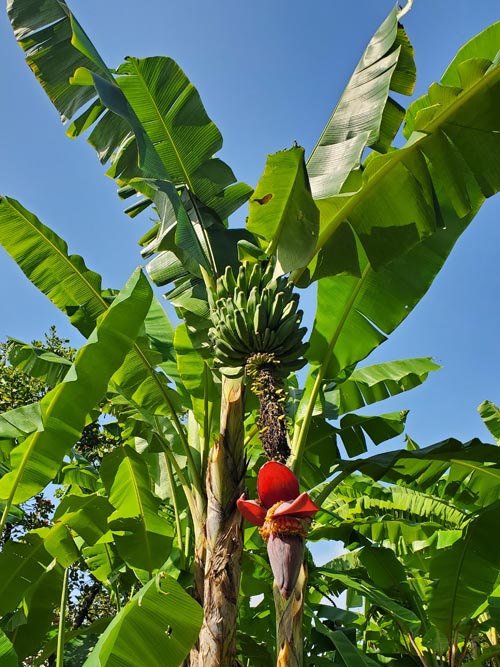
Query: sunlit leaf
100,446,173,572
427,503,500,637
0,269,152,504
478,400,500,444
247,146,319,274
83,574,202,667
307,6,416,198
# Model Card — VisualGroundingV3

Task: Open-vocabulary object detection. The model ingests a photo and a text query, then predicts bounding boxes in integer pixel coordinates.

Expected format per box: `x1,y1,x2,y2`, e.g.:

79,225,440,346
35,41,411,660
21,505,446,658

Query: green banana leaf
6,338,72,386
83,541,122,586
313,438,500,507
307,5,416,198
305,200,473,382
300,21,500,283
333,629,381,667
0,197,107,337
100,445,173,573
427,502,500,638
0,198,189,426
53,493,114,546
0,629,18,667
83,573,202,667
0,402,42,440
0,268,152,505
358,546,406,590
0,528,53,615
246,146,319,275
312,476,467,547
7,0,252,299
336,411,407,457
326,357,440,416
478,400,500,444
317,570,420,633
12,565,63,661
363,440,500,510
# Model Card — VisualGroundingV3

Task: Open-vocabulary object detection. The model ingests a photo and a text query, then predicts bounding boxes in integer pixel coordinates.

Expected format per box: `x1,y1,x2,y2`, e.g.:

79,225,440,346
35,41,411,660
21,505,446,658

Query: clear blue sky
0,0,499,453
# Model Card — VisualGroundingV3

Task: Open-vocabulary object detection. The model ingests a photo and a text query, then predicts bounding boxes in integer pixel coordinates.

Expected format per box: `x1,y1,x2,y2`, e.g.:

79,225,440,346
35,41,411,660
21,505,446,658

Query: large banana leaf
305,199,473,382
316,438,500,513
324,357,439,416
7,0,252,298
246,147,319,275
0,198,189,426
0,630,17,667
299,22,500,283
6,338,72,386
83,573,202,667
317,570,420,634
53,493,114,547
12,565,64,661
426,502,500,638
292,206,471,459
0,528,53,615
307,5,416,198
312,475,467,547
100,446,173,573
336,411,407,457
0,197,107,337
0,268,152,505
478,400,500,444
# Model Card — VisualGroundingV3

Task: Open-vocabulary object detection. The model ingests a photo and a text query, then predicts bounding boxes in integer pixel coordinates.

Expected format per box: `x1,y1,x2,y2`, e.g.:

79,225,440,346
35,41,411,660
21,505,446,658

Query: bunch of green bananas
208,262,308,378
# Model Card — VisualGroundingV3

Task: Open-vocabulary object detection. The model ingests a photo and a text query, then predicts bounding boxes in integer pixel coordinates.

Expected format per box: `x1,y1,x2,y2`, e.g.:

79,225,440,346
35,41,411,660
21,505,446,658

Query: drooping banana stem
198,377,246,667
274,565,306,667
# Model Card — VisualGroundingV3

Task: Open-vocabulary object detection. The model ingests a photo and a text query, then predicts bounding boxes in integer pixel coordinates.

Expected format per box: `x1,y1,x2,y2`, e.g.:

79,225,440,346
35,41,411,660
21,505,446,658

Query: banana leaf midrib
292,264,371,468
293,59,500,283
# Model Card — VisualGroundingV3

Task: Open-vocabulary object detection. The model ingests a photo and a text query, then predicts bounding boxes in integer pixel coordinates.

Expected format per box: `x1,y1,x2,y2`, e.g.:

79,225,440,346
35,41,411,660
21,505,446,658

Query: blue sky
0,0,499,455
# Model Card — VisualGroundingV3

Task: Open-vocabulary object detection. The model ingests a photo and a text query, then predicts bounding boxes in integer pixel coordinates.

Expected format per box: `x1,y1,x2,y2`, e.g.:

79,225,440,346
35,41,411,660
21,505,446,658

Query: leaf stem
154,431,201,529
56,567,69,667
291,265,370,475
164,451,184,562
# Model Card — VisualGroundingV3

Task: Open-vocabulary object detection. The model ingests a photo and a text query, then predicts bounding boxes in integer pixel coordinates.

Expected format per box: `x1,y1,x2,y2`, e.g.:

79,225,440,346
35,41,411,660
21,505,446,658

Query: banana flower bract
237,461,319,598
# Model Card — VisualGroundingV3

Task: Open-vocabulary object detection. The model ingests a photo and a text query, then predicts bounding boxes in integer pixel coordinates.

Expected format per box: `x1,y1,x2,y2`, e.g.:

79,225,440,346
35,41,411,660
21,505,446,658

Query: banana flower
237,461,319,598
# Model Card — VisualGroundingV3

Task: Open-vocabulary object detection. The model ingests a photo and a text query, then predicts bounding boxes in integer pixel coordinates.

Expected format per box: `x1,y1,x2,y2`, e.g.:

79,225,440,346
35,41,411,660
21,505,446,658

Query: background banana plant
1,1,500,665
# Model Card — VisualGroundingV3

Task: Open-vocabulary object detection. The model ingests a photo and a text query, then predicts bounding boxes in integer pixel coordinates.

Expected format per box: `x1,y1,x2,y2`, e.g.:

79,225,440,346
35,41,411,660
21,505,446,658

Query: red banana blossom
237,461,319,598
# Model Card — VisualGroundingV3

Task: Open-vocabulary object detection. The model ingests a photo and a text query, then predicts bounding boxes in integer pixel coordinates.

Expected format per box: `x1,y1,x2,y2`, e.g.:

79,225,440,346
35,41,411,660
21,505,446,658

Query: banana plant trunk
273,566,306,667
197,377,246,666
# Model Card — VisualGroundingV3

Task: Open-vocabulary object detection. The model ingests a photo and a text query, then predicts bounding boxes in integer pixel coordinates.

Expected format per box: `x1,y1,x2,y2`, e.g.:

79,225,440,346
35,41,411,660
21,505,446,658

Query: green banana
247,262,262,292
218,323,250,355
234,308,251,348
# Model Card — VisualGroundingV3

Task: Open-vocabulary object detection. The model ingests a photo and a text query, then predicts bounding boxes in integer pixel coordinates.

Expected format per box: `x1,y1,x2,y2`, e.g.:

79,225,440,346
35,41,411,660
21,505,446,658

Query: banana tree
1,0,500,665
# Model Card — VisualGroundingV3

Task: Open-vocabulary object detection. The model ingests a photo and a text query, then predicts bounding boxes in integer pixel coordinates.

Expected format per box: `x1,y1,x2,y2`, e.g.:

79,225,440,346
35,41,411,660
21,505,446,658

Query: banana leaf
0,629,17,667
300,22,500,283
6,338,72,386
307,5,416,198
83,573,202,667
478,400,500,444
0,268,152,505
100,445,173,573
325,357,440,416
427,502,500,638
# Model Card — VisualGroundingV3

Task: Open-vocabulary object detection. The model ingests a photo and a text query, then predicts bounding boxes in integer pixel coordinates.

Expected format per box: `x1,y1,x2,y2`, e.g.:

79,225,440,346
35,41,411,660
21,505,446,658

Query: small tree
1,1,500,665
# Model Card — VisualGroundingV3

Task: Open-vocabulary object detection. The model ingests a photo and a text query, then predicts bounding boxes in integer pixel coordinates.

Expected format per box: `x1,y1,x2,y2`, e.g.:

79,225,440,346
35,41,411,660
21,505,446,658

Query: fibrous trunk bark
273,565,306,667
197,377,245,666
